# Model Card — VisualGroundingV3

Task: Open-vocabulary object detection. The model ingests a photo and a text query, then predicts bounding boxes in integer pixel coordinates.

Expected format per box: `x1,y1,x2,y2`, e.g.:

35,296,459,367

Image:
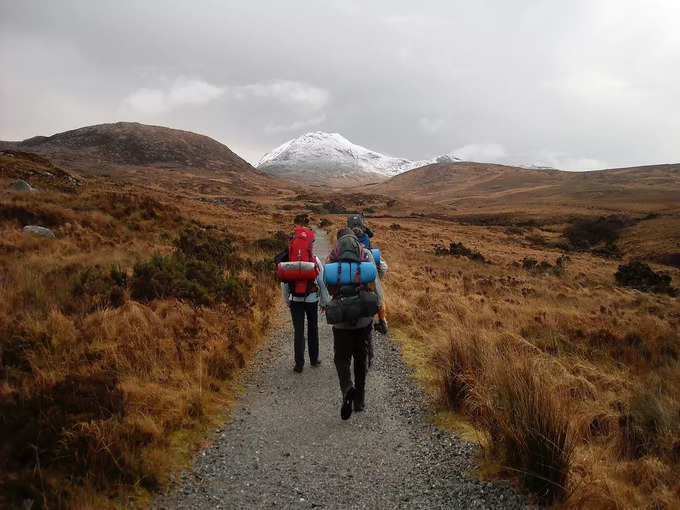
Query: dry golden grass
370,161,680,213
360,212,680,507
0,156,300,509
3,146,679,508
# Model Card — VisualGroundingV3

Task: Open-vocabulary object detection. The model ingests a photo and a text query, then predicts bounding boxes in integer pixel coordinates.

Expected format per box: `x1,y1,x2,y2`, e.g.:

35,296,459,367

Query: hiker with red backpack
278,224,329,373
324,227,385,420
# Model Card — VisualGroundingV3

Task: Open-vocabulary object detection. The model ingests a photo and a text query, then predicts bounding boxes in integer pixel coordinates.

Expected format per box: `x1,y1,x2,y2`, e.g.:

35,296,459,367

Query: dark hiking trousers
333,324,371,406
290,301,319,367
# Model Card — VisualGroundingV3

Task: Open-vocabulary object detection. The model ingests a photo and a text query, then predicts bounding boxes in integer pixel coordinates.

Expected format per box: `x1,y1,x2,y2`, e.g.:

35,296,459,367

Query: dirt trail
154,229,527,509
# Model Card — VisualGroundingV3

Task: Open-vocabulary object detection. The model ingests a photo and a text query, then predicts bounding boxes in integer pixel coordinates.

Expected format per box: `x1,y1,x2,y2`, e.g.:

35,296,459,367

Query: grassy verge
0,169,292,508
372,214,680,508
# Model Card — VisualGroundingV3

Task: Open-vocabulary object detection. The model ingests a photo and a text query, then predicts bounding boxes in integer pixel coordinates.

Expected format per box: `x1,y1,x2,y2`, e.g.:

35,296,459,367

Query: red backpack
289,226,315,263
276,227,319,296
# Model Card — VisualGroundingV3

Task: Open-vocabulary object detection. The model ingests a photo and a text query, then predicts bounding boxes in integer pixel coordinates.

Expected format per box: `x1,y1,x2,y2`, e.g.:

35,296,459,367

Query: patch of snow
256,131,462,178
519,164,558,170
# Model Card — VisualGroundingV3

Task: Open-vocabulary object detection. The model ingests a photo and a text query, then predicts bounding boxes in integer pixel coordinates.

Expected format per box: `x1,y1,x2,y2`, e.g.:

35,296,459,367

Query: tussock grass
0,172,285,508
369,213,680,507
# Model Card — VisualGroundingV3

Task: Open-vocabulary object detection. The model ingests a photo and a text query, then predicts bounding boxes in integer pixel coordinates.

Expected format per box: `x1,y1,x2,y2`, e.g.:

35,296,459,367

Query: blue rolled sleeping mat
324,261,377,285
371,248,380,266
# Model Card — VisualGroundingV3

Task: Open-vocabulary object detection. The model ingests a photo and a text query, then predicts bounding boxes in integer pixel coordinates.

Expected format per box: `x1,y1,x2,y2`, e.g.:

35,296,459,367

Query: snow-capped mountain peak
256,131,460,182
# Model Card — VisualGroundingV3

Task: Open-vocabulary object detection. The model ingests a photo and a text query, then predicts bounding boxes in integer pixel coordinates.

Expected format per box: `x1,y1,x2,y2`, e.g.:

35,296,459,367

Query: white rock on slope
23,225,55,238
256,132,460,179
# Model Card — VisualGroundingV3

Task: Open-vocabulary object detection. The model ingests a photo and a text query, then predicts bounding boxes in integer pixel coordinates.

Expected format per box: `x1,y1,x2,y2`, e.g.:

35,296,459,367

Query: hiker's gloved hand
374,319,388,335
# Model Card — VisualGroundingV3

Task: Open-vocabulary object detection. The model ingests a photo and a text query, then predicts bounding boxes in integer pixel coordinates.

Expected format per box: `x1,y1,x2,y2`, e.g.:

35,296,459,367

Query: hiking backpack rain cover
277,227,319,297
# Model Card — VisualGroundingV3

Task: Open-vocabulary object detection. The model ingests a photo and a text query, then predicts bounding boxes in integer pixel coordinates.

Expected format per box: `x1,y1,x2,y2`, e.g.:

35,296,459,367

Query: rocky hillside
1,150,81,193
0,122,256,176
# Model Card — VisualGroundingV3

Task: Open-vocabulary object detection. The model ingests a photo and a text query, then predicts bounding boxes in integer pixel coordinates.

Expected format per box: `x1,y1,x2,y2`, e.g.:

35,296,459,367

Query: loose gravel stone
154,230,530,509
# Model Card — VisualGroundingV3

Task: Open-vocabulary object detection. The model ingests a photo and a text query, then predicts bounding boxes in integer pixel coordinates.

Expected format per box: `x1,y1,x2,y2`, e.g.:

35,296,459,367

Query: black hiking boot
293,364,303,373
341,387,356,420
353,388,365,412
311,360,322,367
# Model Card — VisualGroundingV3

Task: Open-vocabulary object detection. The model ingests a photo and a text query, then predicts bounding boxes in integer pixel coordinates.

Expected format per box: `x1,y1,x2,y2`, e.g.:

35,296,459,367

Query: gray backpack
336,234,362,262
325,234,379,324
347,214,365,231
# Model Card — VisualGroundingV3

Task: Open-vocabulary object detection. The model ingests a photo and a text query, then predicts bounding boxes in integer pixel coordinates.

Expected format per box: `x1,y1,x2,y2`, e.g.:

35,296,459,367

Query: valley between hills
1,122,679,509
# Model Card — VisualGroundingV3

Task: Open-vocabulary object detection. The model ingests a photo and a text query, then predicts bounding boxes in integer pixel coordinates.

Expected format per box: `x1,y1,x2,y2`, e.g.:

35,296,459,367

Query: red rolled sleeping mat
277,261,318,282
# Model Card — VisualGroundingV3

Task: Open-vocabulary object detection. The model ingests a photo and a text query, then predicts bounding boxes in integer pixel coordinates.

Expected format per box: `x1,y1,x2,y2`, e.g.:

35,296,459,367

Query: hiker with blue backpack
324,227,385,420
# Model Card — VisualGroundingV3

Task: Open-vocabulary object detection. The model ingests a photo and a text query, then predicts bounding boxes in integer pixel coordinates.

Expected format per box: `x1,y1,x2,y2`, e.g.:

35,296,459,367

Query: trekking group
277,214,388,420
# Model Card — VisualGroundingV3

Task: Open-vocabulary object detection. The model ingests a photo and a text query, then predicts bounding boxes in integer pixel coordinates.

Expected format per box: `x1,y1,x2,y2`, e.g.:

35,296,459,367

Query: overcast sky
1,1,679,170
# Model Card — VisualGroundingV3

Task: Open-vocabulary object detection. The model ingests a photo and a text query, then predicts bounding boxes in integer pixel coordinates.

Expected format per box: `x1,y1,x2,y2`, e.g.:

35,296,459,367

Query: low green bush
615,261,677,296
68,265,127,313
174,226,236,267
564,215,633,250
322,201,348,214
294,213,310,225
131,254,251,307
435,242,486,262
253,236,287,253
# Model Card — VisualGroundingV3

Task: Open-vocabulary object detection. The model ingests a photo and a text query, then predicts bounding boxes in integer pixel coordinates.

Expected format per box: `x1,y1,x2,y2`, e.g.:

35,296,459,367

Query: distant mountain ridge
256,131,461,185
0,122,255,176
371,160,680,208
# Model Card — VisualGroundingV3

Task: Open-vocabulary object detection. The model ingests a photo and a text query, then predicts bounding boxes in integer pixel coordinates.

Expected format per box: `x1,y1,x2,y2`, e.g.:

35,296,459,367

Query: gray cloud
1,0,679,169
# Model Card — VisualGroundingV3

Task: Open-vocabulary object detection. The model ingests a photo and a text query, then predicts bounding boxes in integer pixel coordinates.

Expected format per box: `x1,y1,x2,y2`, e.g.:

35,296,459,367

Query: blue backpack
323,234,379,324
357,232,371,249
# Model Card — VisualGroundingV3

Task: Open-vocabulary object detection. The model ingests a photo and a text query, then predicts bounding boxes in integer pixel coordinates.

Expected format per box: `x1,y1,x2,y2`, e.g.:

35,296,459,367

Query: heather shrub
252,232,288,253
131,254,251,307
564,215,632,249
615,261,677,296
294,213,310,225
174,226,236,267
435,241,486,262
522,257,538,269
322,200,348,214
69,265,128,313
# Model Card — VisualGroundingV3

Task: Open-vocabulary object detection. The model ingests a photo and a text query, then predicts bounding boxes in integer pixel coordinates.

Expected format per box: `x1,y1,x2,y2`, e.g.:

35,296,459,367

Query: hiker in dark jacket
326,228,384,419
347,214,373,249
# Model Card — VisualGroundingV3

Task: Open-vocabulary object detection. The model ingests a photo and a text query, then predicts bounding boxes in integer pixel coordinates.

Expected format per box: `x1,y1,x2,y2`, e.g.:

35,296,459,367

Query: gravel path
154,230,529,509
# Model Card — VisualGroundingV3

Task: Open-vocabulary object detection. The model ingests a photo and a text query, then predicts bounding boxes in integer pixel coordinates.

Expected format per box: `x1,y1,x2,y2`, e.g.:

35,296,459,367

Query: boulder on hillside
23,225,55,238
8,179,36,192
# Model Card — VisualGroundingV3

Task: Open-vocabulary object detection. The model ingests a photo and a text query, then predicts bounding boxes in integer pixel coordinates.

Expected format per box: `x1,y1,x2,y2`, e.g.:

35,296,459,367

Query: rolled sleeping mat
324,261,376,286
371,248,381,267
277,261,318,282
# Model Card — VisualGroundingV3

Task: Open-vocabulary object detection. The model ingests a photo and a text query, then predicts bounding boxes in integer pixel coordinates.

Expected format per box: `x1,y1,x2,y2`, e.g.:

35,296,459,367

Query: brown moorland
311,161,680,507
0,149,303,508
2,133,680,509
369,161,680,213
